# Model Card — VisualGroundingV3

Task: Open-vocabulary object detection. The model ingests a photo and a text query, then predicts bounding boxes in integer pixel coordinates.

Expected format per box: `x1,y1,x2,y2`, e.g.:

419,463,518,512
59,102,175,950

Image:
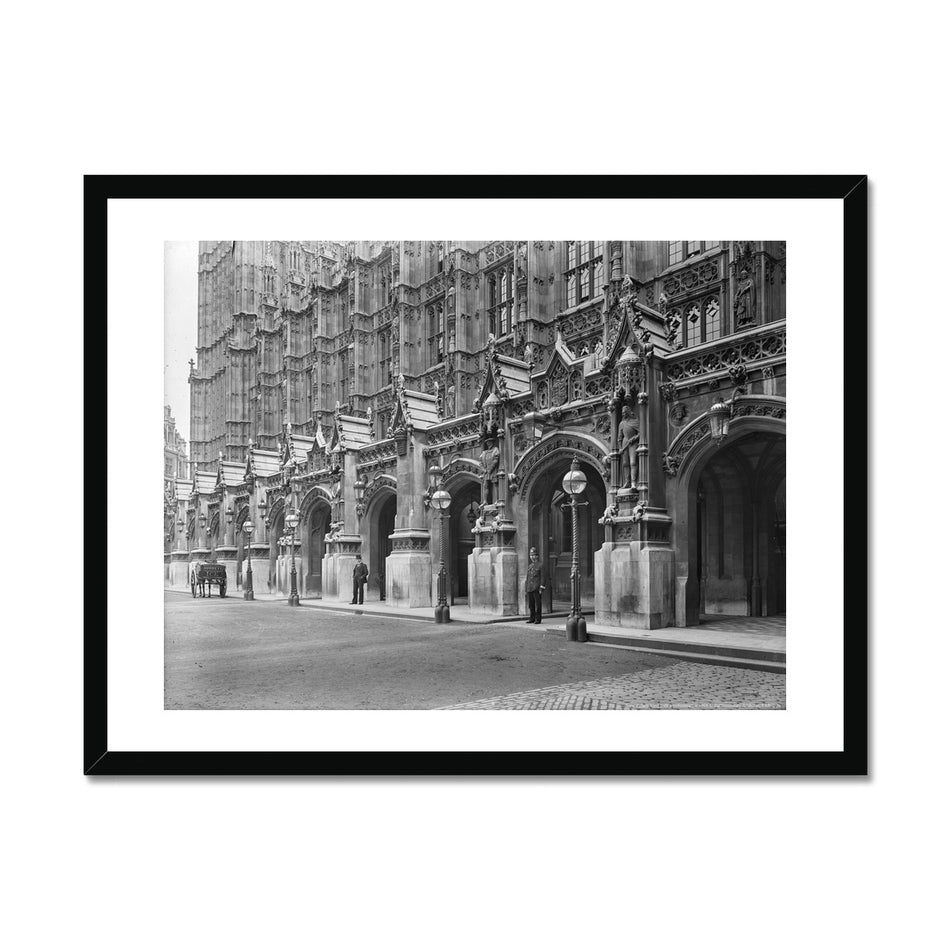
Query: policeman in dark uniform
351,554,369,604
525,547,545,624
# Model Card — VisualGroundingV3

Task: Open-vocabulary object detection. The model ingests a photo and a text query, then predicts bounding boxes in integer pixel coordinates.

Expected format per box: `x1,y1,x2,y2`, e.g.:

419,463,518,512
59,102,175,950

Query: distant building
164,405,191,495
171,241,786,631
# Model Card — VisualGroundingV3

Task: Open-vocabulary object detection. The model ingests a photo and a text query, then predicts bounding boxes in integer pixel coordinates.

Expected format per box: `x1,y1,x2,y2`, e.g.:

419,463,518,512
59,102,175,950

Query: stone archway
268,499,285,594
234,505,249,589
513,430,609,613
442,475,480,603
299,487,333,599
208,512,220,559
669,402,786,626
525,457,607,611
365,486,397,601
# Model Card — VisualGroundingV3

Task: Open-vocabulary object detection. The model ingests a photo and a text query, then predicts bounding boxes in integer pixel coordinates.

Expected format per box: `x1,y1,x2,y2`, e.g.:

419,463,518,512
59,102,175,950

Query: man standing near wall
351,555,369,605
525,547,545,624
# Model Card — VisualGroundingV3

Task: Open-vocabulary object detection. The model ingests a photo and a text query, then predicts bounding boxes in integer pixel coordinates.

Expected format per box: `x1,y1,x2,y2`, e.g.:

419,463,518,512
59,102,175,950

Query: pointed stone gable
216,454,247,489
389,374,440,433
192,468,218,496
476,338,531,406
245,446,281,481
603,297,672,368
327,402,373,451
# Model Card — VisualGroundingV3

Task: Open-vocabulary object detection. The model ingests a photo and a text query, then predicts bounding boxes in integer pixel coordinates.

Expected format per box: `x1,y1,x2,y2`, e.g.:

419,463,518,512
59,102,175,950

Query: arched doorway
269,505,285,594
367,489,396,601
526,458,606,612
235,506,249,589
682,428,786,622
445,479,480,604
303,501,331,598
208,513,220,560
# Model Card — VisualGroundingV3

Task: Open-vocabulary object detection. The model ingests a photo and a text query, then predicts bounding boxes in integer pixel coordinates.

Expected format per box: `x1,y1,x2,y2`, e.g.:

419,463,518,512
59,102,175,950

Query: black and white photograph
164,238,788,712
16,2,949,947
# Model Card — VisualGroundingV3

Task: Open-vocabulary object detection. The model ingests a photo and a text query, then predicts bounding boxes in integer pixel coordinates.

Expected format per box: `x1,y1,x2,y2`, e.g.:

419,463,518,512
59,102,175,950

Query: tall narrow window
686,302,702,347
669,242,684,265
704,298,721,342
563,241,605,309
488,263,514,336
437,243,445,274
429,303,445,364
687,241,702,257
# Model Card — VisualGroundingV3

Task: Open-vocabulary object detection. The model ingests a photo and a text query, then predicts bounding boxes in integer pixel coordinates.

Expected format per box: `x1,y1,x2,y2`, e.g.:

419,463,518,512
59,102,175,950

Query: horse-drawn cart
191,561,227,598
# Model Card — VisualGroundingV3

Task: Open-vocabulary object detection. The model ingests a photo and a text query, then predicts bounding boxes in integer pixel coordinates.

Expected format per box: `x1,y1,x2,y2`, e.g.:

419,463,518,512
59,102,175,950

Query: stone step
586,640,786,674
583,628,786,668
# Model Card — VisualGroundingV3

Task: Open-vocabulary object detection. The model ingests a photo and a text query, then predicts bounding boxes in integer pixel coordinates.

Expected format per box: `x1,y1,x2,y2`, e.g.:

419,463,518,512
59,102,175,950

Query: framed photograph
85,175,867,775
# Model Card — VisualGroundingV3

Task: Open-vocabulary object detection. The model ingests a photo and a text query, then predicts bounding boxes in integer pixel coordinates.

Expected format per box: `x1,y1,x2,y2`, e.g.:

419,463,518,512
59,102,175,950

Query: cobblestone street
165,592,785,710
441,664,785,709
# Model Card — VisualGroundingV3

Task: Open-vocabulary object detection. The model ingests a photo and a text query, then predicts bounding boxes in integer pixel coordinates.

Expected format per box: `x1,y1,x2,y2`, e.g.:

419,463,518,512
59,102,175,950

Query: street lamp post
428,463,452,623
242,520,255,600
286,510,300,606
562,455,588,642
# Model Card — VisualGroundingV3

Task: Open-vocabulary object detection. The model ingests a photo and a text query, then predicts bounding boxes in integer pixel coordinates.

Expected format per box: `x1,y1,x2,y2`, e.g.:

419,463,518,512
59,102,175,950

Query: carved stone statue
593,338,604,367
619,405,639,489
479,437,500,505
734,267,757,326
445,384,456,419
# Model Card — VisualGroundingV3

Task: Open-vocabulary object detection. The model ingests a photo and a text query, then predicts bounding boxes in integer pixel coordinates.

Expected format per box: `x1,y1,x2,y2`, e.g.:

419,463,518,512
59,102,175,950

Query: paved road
165,592,785,710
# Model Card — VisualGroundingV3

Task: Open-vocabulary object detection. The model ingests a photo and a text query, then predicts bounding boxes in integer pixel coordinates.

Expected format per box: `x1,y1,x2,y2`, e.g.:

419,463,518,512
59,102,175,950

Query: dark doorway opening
373,493,396,601
527,457,606,613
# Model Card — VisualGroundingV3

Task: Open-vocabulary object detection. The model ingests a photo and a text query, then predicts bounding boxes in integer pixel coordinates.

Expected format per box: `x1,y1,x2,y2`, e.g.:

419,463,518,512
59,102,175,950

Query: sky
164,241,199,444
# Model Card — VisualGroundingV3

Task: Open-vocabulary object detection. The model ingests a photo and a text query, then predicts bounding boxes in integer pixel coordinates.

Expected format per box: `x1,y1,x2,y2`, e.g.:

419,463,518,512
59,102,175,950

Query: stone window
428,303,445,365
687,302,702,347
564,241,604,308
488,263,513,337
704,298,721,342
670,241,718,267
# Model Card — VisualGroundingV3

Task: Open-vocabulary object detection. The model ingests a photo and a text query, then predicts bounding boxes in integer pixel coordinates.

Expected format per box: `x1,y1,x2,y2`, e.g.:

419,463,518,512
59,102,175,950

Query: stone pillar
170,550,190,589
607,393,621,516
594,510,675,629
169,501,190,589
323,449,364,602
386,429,431,607
636,391,650,506
246,482,269,595
467,523,520,616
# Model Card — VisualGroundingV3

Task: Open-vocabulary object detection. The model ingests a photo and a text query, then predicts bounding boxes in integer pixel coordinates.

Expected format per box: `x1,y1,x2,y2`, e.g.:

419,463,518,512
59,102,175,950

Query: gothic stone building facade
163,405,191,497
165,240,786,628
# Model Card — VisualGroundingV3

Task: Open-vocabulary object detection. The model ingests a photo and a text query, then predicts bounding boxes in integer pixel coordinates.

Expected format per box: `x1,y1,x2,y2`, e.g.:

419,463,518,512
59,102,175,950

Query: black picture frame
85,175,868,776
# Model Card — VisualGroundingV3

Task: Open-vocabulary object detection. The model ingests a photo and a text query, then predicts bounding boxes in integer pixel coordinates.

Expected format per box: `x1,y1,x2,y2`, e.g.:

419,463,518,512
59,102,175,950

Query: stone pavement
440,661,785,710
166,589,785,668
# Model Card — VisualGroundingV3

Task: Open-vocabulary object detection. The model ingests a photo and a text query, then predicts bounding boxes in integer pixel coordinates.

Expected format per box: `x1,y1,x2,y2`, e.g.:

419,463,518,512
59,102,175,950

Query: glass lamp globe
286,511,298,530
562,458,588,496
427,463,443,491
242,520,254,537
431,489,452,511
